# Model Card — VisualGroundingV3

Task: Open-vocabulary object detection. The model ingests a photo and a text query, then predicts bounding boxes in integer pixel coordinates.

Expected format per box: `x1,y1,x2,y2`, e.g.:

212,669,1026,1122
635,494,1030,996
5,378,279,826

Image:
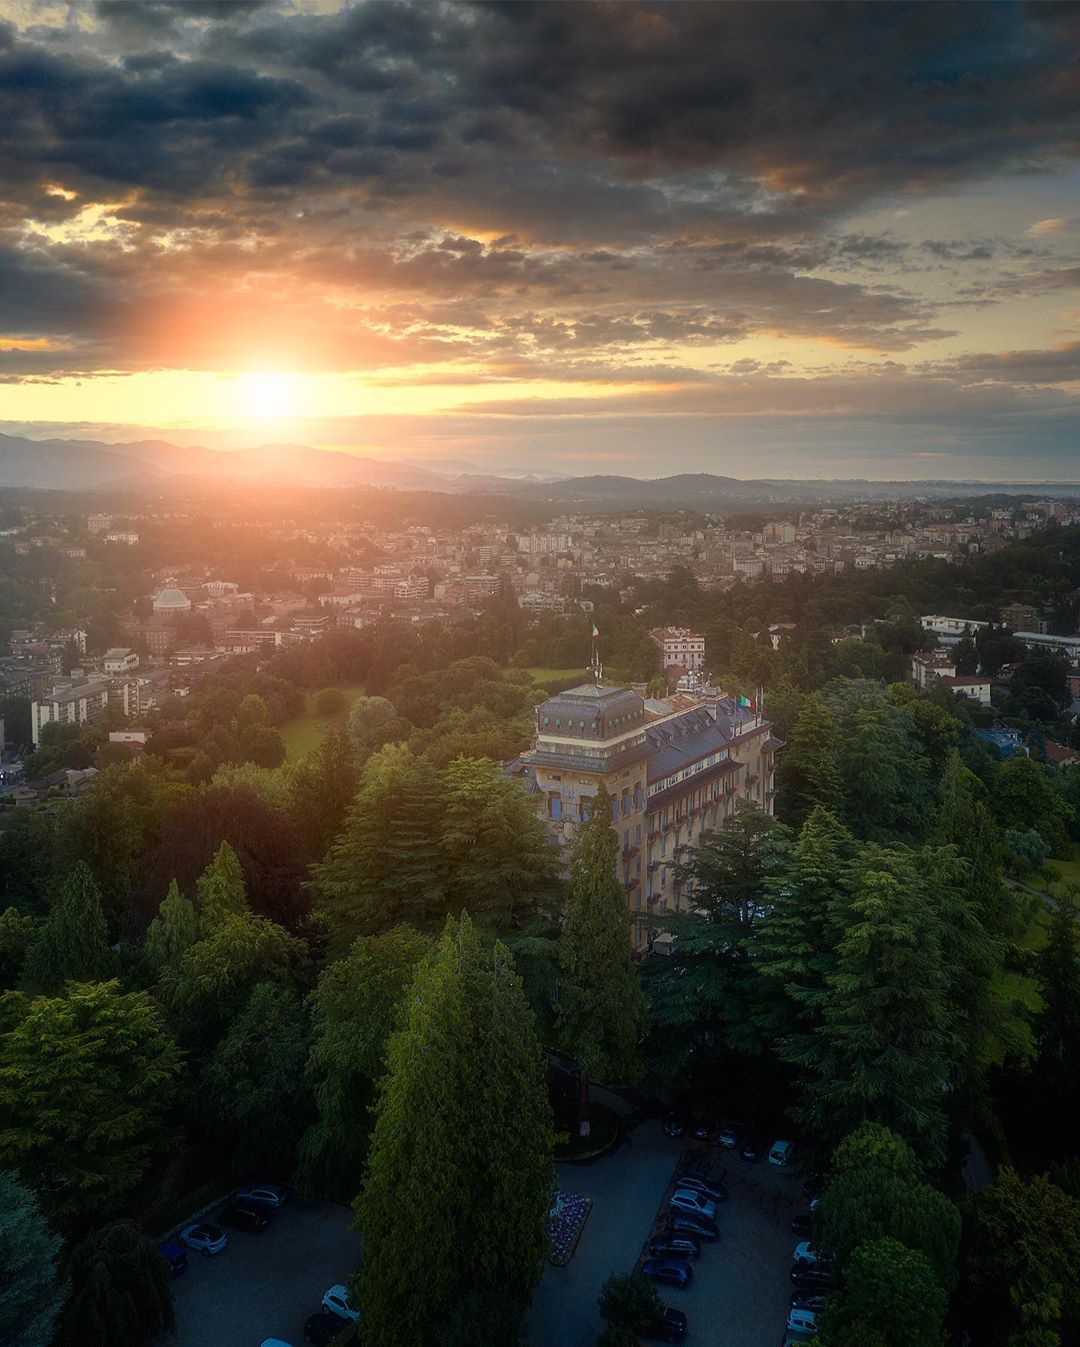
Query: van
769,1139,794,1166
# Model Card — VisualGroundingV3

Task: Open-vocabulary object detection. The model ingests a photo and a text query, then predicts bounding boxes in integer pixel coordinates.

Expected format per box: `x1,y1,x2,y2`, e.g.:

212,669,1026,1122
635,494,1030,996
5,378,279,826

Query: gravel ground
163,1201,361,1347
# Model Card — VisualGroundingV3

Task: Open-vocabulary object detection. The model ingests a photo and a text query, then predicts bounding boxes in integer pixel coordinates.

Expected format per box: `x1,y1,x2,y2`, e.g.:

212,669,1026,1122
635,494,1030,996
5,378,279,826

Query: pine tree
934,750,1007,931
356,915,552,1347
1036,899,1080,1105
22,862,112,993
286,725,359,859
0,1170,63,1347
194,841,247,931
313,744,445,939
789,847,950,1163
0,981,181,1224
57,1221,174,1347
439,755,562,922
0,908,33,990
298,925,428,1201
557,782,646,1132
143,879,199,969
779,691,844,826
201,982,312,1175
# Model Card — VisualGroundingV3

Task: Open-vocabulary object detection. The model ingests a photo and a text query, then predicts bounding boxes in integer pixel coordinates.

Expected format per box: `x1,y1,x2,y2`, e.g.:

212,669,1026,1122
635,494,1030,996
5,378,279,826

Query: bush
316,688,346,715
598,1272,663,1334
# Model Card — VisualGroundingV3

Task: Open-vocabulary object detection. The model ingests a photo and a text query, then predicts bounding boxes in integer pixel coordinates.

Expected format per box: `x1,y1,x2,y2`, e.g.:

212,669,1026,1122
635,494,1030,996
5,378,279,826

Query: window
580,797,592,821
549,792,562,820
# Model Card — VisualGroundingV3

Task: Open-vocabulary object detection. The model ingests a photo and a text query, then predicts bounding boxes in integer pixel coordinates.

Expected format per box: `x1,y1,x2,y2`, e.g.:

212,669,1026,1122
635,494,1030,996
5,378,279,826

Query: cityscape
1,5,1080,1347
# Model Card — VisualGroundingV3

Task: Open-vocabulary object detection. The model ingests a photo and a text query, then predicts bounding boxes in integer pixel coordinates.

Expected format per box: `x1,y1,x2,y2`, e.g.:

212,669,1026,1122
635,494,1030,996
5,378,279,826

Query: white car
769,1139,794,1166
787,1307,819,1334
323,1284,359,1323
180,1222,227,1256
669,1188,717,1221
237,1184,289,1208
793,1241,825,1267
260,1341,293,1346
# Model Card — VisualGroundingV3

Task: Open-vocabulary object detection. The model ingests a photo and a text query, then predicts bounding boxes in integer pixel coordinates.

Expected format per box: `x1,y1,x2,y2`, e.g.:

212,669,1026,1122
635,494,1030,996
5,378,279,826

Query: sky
1,0,1079,479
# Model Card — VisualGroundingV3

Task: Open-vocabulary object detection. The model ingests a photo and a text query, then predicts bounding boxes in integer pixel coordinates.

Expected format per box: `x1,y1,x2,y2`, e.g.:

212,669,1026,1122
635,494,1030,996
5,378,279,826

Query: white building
153,582,192,614
650,626,706,673
31,677,139,745
102,647,139,674
919,614,989,645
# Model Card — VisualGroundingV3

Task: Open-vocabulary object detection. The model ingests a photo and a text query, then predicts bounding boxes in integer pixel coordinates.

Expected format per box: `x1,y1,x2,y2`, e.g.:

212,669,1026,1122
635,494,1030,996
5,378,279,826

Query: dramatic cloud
0,0,1078,474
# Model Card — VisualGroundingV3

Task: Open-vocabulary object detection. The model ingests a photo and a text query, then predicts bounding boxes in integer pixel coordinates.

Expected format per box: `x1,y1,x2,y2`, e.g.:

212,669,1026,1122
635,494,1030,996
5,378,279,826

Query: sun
233,371,300,421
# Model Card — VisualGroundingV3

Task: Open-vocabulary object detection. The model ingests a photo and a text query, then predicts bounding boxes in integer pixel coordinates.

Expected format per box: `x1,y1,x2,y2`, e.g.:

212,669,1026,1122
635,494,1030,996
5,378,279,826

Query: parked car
640,1257,693,1289
668,1212,720,1242
793,1241,827,1268
715,1121,745,1149
790,1292,828,1313
690,1117,716,1141
769,1139,795,1166
790,1213,813,1237
260,1340,293,1347
673,1172,727,1203
642,1306,688,1343
180,1222,227,1256
304,1313,345,1345
237,1183,289,1208
790,1265,835,1291
663,1113,688,1138
669,1189,716,1220
739,1135,763,1162
218,1203,270,1234
648,1234,701,1261
788,1307,819,1335
156,1242,188,1277
322,1284,360,1323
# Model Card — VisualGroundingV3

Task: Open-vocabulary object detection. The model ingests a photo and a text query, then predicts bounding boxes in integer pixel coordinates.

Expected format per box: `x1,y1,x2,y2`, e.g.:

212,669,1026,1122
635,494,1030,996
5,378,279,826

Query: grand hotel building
510,681,782,950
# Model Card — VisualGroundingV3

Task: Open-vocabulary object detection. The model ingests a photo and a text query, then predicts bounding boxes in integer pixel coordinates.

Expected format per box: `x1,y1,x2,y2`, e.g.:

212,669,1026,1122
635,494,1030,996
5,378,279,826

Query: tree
211,760,292,813
238,724,286,769
787,847,950,1163
56,1221,173,1347
819,1124,960,1287
347,694,400,756
557,782,647,1133
200,982,312,1175
779,691,844,826
298,925,428,1201
439,755,562,922
22,862,112,993
0,981,181,1225
598,1272,664,1336
934,751,1006,927
822,1237,947,1347
195,841,248,931
142,879,199,969
0,1171,63,1347
316,687,346,714
286,725,359,859
0,908,32,990
313,744,445,939
995,756,1074,858
356,916,552,1347
1036,900,1080,1106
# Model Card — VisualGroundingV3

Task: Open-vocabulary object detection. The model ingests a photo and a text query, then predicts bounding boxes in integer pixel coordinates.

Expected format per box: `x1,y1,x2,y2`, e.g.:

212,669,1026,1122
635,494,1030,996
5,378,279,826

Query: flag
592,624,599,638
737,694,755,710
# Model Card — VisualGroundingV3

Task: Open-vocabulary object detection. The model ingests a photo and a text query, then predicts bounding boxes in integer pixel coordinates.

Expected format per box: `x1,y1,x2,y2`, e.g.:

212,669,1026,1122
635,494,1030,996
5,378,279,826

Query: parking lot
641,1138,805,1346
163,1200,361,1347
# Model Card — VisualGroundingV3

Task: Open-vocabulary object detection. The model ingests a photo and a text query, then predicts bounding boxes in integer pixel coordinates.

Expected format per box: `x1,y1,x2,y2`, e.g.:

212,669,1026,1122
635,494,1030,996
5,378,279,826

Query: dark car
715,1121,745,1149
304,1313,345,1345
663,1113,688,1138
643,1306,688,1343
641,1257,693,1289
790,1292,828,1313
218,1202,270,1234
668,1212,719,1242
156,1242,188,1277
648,1234,701,1261
740,1135,763,1162
674,1172,728,1203
790,1213,813,1237
790,1265,835,1292
690,1117,716,1141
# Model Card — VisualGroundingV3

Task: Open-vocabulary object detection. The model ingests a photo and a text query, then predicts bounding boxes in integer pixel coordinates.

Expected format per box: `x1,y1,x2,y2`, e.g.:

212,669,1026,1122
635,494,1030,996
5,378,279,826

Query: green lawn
280,683,365,761
524,666,589,683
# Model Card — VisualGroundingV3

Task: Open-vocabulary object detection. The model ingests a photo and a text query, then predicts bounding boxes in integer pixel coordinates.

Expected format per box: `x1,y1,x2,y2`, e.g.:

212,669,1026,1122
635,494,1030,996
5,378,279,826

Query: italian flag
592,624,599,638
737,694,755,710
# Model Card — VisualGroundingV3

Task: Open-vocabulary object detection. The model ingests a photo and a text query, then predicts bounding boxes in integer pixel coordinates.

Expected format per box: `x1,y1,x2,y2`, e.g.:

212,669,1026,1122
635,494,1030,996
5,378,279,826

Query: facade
650,626,706,673
103,647,139,674
31,676,139,745
518,682,780,950
919,614,989,645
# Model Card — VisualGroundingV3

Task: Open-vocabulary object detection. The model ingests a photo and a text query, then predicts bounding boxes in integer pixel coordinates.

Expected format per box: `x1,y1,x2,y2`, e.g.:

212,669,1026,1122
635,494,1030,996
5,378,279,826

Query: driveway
529,1120,683,1347
165,1201,361,1347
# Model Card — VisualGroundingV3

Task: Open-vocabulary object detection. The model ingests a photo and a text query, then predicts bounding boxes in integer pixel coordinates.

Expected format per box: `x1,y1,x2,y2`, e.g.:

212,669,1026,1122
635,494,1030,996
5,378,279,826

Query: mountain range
2,433,1080,505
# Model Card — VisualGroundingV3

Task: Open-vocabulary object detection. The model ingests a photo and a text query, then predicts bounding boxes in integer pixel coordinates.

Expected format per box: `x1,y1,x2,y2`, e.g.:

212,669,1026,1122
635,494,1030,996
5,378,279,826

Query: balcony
622,843,640,860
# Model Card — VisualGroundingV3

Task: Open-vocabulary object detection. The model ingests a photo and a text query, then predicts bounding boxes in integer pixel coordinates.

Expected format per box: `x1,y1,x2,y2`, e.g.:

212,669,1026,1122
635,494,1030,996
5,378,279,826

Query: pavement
529,1125,804,1347
164,1200,361,1347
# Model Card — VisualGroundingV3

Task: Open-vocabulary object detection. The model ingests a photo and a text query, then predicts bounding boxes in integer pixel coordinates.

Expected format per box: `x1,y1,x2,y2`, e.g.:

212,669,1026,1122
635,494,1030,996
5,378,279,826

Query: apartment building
31,676,139,745
650,626,707,673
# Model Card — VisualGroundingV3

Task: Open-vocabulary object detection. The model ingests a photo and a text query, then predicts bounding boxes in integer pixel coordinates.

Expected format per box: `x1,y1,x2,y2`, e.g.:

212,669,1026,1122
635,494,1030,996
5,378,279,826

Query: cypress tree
779,691,844,825
22,862,111,993
286,725,359,859
557,781,646,1132
1036,899,1080,1106
143,880,199,969
356,915,552,1347
0,1170,63,1347
0,908,33,990
194,841,247,932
